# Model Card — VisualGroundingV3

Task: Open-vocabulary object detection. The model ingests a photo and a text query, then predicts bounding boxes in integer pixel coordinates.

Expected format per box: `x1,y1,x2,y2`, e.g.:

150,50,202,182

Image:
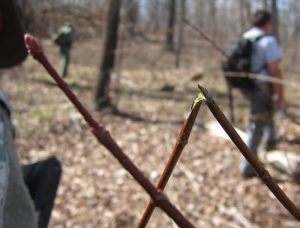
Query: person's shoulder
243,27,264,39
261,35,277,42
260,35,280,47
260,35,283,60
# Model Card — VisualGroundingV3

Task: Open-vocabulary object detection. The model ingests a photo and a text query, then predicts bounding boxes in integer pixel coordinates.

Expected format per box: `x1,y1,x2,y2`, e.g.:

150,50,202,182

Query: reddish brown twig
198,85,300,221
24,34,195,228
138,95,204,227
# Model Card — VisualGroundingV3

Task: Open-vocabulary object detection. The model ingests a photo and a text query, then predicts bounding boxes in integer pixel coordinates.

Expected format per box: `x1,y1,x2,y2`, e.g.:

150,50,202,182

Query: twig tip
191,93,205,110
198,85,213,103
24,33,43,59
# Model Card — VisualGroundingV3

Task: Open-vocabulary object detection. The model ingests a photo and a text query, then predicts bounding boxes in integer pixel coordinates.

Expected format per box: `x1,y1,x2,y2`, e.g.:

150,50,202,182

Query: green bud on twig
192,93,206,110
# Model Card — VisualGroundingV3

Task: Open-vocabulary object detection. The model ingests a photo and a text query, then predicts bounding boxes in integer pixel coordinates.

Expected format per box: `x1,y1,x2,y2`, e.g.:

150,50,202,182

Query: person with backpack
0,1,62,227
54,22,75,78
223,10,286,178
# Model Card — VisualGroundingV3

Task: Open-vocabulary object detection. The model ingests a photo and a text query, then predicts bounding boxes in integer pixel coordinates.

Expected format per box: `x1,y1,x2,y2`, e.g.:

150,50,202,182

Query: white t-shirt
243,27,283,77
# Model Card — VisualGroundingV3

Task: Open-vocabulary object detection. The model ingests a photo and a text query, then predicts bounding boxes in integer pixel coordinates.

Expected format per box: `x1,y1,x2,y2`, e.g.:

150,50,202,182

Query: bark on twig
198,84,300,221
138,95,204,227
24,34,195,228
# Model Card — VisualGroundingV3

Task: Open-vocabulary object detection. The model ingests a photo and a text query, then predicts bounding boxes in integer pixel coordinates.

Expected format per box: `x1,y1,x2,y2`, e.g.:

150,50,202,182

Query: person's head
252,10,272,33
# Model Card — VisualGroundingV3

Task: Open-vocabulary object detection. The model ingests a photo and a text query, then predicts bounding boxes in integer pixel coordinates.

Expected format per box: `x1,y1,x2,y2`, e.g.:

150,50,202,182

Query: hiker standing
239,10,286,177
0,1,62,227
222,10,287,178
54,23,75,78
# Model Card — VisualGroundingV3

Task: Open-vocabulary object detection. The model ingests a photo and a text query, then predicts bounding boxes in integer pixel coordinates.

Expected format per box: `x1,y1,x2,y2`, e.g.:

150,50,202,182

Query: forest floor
1,37,300,227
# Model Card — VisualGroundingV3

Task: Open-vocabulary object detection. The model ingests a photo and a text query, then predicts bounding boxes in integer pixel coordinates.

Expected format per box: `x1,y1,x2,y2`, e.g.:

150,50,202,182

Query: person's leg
265,119,276,151
264,85,276,151
240,116,265,177
240,87,271,177
22,156,62,228
61,48,70,78
227,82,235,123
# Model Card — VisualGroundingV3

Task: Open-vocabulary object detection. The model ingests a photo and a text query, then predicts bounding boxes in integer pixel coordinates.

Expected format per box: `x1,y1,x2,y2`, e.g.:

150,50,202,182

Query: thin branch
198,84,300,221
24,34,195,228
138,94,204,227
224,72,300,90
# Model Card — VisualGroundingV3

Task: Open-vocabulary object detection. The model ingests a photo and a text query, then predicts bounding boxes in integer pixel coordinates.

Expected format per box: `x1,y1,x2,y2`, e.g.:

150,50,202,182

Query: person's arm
267,60,287,112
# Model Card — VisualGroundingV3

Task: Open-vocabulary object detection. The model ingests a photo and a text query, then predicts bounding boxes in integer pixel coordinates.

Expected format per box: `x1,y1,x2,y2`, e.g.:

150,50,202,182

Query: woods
1,0,300,227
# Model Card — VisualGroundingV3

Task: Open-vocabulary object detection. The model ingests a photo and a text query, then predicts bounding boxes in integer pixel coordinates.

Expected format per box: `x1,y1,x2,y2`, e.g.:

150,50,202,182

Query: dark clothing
240,83,275,176
54,24,75,78
22,157,62,228
60,46,71,78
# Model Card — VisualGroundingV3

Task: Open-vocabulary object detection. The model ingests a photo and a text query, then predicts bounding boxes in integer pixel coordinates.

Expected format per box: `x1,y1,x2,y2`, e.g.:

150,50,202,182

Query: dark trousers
22,156,62,228
60,47,71,78
240,84,274,175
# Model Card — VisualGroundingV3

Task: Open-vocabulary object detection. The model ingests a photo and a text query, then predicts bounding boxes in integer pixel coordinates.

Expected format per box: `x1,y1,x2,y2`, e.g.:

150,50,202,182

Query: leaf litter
0,39,299,227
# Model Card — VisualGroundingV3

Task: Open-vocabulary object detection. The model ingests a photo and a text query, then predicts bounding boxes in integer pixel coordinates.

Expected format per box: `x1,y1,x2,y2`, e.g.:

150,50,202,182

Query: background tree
175,0,185,68
239,0,246,32
165,0,176,51
290,0,300,62
271,0,280,40
209,0,217,36
263,0,269,10
239,0,252,32
95,0,121,109
143,0,166,33
124,0,139,37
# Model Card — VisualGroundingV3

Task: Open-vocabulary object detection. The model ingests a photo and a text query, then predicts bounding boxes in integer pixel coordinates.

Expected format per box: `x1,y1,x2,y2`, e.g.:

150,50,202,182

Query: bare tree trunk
271,0,280,41
152,0,160,32
95,0,121,109
239,0,246,32
292,0,300,62
175,0,185,68
292,0,300,40
244,0,252,26
125,0,139,37
263,0,269,9
145,0,165,33
165,0,176,51
195,0,205,29
209,0,217,36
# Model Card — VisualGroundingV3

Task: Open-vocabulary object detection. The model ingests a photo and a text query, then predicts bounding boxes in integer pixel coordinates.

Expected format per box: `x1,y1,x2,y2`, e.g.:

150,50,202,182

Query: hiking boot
240,163,257,178
241,169,257,178
265,140,277,152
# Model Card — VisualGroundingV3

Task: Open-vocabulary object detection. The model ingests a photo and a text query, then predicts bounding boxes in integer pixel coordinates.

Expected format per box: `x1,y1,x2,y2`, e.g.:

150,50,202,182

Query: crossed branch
25,34,196,228
25,34,300,227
